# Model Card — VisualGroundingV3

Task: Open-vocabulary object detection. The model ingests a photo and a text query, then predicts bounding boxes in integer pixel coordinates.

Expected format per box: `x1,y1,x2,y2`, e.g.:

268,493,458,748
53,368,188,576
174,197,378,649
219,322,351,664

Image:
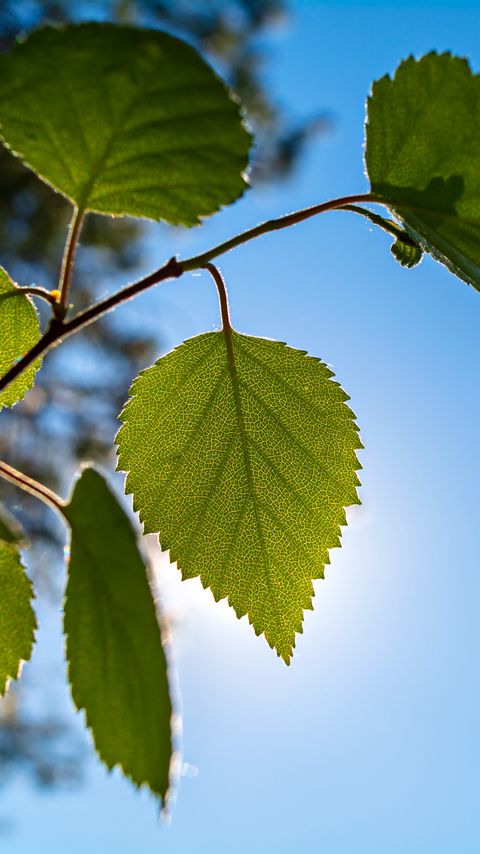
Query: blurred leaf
117,332,362,663
0,505,24,544
0,23,251,226
0,266,41,409
366,52,480,291
63,467,172,803
0,538,36,695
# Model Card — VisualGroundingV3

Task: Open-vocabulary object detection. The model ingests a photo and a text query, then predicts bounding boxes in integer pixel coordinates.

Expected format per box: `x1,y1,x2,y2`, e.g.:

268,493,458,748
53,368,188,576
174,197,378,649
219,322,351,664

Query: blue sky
3,2,480,852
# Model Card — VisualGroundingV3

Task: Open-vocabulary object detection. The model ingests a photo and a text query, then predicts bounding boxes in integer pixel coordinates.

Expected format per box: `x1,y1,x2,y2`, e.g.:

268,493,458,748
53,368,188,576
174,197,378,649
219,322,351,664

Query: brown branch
0,193,378,398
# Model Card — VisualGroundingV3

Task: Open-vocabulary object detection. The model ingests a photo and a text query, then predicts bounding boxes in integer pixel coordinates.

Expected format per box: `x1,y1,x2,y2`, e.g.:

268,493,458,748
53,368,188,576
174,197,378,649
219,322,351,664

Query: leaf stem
57,206,84,318
0,459,65,514
0,192,382,397
13,286,60,308
205,263,232,331
340,203,418,243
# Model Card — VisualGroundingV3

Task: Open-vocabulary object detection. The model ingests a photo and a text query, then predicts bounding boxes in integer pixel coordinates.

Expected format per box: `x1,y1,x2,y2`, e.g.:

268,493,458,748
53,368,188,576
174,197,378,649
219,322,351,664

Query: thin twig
181,192,376,271
13,286,60,307
0,459,65,514
0,192,379,397
57,206,84,318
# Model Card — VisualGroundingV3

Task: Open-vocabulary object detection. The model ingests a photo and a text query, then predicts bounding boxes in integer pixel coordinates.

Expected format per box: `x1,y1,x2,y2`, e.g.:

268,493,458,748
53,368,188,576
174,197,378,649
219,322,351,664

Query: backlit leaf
0,267,41,409
63,467,173,803
390,234,423,268
366,52,480,290
0,23,251,226
117,332,362,663
0,537,36,695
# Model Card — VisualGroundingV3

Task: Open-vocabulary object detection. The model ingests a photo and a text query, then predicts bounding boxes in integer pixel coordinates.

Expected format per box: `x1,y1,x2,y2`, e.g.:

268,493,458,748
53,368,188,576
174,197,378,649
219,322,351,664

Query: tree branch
0,192,379,397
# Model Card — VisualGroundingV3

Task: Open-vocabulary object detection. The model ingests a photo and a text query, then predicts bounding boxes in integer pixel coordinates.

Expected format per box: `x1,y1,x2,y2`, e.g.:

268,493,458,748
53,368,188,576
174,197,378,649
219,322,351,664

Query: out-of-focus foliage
0,0,324,796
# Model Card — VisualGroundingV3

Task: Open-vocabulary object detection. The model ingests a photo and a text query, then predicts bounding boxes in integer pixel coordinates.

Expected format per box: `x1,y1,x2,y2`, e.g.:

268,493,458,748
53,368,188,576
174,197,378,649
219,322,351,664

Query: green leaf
0,23,251,226
366,52,480,290
0,267,41,409
0,538,36,695
63,466,173,803
117,332,362,663
390,234,423,268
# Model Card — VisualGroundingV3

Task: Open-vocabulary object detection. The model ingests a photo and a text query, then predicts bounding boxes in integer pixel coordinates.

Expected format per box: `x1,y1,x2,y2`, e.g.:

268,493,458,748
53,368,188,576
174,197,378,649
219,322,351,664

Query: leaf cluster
0,22,477,810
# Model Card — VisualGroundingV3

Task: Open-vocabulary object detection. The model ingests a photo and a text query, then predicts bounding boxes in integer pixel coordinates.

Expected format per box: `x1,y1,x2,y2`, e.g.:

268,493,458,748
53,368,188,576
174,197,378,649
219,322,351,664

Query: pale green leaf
117,332,362,664
63,466,173,803
366,52,480,290
0,538,36,695
0,267,41,409
0,23,251,226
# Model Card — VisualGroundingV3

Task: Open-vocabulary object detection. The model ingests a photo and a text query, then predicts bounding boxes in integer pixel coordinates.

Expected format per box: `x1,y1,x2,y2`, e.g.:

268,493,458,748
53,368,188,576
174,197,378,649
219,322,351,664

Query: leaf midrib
223,331,284,648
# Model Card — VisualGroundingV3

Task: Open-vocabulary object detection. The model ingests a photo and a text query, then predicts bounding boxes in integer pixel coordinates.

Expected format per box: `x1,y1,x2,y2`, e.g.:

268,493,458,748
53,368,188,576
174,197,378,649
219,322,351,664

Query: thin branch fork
0,192,378,398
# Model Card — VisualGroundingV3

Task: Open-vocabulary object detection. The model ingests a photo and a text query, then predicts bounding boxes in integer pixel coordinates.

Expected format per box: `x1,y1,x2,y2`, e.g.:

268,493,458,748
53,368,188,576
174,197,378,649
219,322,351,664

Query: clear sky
2,2,480,852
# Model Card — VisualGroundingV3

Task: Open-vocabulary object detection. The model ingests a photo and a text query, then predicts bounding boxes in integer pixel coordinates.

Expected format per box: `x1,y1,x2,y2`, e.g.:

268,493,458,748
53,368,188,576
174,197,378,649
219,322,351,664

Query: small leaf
0,23,251,226
63,467,173,803
0,267,41,409
390,234,423,268
117,332,362,663
342,203,422,267
366,52,480,290
0,538,36,695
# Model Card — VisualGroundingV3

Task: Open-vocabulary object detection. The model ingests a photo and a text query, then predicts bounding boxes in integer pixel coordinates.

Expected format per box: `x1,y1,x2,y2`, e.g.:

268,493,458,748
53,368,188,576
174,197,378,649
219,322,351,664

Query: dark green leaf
0,267,41,409
366,52,480,290
0,538,36,695
0,23,251,226
117,332,362,664
63,467,173,803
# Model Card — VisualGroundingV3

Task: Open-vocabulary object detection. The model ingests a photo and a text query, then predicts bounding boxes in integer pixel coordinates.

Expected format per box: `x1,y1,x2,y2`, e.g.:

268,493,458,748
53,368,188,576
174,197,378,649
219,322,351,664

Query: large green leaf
0,23,251,226
0,538,36,695
366,52,480,290
117,332,362,663
0,267,41,409
63,467,173,803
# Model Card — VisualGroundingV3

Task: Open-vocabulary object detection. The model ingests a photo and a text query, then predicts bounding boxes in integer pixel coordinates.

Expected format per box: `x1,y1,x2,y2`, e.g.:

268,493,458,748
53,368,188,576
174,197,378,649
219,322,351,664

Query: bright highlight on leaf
117,332,362,664
63,467,173,803
366,52,480,291
0,267,41,409
0,23,251,226
0,536,36,695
